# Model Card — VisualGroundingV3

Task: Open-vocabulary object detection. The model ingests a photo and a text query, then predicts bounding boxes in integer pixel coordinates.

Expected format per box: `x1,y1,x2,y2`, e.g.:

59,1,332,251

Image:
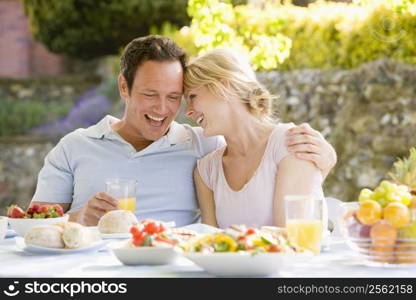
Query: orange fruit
369,220,397,263
383,202,411,229
395,242,416,264
370,245,395,263
370,220,397,246
356,200,382,226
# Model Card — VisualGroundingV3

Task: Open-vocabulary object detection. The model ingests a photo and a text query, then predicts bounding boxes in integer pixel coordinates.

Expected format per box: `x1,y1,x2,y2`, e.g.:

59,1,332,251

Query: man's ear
118,74,129,100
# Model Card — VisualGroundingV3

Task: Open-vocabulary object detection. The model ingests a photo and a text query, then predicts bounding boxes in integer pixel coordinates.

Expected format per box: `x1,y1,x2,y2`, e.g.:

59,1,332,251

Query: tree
23,0,247,60
22,0,191,59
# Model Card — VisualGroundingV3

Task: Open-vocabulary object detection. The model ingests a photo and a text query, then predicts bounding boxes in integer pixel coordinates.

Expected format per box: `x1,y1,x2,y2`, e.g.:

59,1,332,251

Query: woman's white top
197,123,327,229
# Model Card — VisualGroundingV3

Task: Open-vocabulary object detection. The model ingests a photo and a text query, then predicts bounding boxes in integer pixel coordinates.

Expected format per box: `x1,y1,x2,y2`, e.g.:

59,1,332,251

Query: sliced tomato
130,226,141,236
268,244,280,252
246,228,256,235
154,236,177,246
158,223,167,233
132,236,145,247
144,222,159,234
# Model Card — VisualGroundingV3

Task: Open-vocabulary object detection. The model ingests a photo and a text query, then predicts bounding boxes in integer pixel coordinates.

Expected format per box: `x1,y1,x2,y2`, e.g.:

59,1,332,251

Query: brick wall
0,0,66,78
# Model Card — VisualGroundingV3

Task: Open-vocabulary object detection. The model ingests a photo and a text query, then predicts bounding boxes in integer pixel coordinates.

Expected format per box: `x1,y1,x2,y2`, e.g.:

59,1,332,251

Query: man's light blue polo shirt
31,115,225,226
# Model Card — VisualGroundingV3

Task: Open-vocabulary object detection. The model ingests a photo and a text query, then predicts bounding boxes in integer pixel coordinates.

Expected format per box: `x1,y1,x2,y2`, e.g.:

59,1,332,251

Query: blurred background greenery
0,0,413,136
0,0,414,136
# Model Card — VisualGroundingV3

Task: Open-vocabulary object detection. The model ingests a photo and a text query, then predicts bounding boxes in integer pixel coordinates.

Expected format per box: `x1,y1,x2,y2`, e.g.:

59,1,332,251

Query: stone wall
0,137,54,215
258,58,416,202
0,58,415,214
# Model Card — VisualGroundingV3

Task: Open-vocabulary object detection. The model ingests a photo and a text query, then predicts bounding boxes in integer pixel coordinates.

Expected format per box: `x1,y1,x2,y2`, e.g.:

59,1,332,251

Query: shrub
0,75,101,137
22,0,191,59
171,0,416,71
0,98,71,136
23,0,248,60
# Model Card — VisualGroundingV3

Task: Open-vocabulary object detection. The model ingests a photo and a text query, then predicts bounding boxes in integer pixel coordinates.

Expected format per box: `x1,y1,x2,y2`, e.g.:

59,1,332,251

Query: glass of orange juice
105,178,137,213
285,195,323,255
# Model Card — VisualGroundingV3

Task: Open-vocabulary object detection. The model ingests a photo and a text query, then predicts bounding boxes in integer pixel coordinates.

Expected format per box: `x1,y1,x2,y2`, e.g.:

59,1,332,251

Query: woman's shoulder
199,146,225,163
196,146,226,189
268,122,296,163
269,122,296,141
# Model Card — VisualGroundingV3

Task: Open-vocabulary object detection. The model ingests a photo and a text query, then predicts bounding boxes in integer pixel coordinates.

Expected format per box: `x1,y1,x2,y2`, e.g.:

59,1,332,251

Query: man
31,35,336,226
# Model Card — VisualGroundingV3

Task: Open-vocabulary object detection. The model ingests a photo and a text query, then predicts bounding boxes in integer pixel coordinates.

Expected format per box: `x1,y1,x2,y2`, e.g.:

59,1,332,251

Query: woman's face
185,85,229,137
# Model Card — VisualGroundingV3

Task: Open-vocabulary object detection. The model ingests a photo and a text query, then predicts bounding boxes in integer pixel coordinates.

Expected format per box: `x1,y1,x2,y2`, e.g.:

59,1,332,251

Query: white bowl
109,241,181,265
8,214,69,237
184,252,312,277
0,217,8,241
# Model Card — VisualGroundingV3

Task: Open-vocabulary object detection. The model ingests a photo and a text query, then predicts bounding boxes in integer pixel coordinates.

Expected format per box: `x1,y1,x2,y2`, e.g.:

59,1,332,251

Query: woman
184,48,332,228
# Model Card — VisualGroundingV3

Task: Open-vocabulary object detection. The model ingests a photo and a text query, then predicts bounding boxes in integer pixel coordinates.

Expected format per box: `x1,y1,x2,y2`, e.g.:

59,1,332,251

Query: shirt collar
83,115,191,145
83,115,118,139
165,120,191,145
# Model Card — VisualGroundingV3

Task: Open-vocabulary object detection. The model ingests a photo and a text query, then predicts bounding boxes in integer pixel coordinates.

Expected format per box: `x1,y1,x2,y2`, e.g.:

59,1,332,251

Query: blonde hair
184,48,277,122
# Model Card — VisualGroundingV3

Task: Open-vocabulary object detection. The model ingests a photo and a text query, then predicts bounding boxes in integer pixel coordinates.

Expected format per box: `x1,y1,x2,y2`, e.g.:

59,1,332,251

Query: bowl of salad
7,204,68,237
182,225,312,277
109,220,191,265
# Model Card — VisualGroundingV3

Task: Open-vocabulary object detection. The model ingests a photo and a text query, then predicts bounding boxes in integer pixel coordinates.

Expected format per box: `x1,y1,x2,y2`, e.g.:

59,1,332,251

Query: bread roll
98,210,138,234
61,222,88,249
24,225,65,248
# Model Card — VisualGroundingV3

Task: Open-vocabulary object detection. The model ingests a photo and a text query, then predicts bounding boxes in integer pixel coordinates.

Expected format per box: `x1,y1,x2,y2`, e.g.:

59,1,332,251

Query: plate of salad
108,220,184,265
182,225,312,277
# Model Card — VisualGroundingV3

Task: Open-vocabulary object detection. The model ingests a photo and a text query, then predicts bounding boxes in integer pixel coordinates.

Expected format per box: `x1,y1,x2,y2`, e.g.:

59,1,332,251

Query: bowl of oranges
340,180,416,266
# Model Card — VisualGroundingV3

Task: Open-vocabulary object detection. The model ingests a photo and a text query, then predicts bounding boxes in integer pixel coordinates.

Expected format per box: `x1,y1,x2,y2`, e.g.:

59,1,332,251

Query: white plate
15,237,107,255
8,214,69,237
6,229,17,238
184,252,312,277
100,232,132,240
95,221,176,239
108,241,181,265
177,223,223,234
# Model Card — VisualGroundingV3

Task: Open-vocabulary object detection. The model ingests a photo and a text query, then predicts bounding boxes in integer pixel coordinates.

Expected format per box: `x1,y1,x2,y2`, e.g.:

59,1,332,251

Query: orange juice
117,197,136,212
287,219,323,255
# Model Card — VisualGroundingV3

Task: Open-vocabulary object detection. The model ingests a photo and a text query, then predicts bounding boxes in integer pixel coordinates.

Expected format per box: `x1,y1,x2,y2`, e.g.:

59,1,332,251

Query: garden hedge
164,0,416,71
22,0,246,60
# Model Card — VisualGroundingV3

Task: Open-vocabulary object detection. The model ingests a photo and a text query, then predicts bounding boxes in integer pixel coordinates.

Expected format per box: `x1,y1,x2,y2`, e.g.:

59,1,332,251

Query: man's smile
145,114,168,127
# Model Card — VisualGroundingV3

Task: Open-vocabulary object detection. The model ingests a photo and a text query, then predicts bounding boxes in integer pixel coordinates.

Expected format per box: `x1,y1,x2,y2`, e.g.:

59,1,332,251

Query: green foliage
150,22,199,59
278,0,416,70
187,0,292,71
22,0,191,59
176,0,416,71
0,98,71,136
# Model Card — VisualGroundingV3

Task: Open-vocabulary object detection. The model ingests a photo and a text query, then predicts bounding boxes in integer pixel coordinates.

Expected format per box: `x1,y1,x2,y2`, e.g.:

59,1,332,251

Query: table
0,236,415,278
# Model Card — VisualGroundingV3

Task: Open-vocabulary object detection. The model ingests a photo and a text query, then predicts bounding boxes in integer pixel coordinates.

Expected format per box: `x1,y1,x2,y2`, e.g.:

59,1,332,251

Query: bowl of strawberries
7,203,68,237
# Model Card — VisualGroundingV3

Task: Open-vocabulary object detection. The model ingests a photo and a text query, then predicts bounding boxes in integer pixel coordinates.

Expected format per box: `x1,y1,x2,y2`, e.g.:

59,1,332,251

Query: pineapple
388,148,416,209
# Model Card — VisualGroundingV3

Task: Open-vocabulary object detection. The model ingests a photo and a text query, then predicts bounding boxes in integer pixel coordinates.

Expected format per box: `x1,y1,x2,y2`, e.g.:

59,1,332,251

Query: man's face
119,60,183,141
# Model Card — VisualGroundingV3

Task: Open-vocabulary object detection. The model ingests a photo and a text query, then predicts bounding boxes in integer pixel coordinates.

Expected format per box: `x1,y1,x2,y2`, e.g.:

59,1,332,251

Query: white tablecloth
0,235,415,278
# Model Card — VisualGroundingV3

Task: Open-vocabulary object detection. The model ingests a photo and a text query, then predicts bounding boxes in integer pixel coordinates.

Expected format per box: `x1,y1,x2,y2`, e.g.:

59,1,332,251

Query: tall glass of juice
285,195,323,255
105,178,137,213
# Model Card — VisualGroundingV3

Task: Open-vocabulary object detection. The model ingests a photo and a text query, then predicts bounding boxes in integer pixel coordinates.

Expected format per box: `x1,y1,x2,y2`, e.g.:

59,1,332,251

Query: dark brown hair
120,35,187,92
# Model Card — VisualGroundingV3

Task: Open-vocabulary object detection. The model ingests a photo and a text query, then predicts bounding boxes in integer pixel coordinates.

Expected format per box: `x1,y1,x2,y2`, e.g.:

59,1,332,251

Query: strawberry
7,205,25,218
52,204,64,217
26,206,35,216
41,205,50,214
31,204,42,214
